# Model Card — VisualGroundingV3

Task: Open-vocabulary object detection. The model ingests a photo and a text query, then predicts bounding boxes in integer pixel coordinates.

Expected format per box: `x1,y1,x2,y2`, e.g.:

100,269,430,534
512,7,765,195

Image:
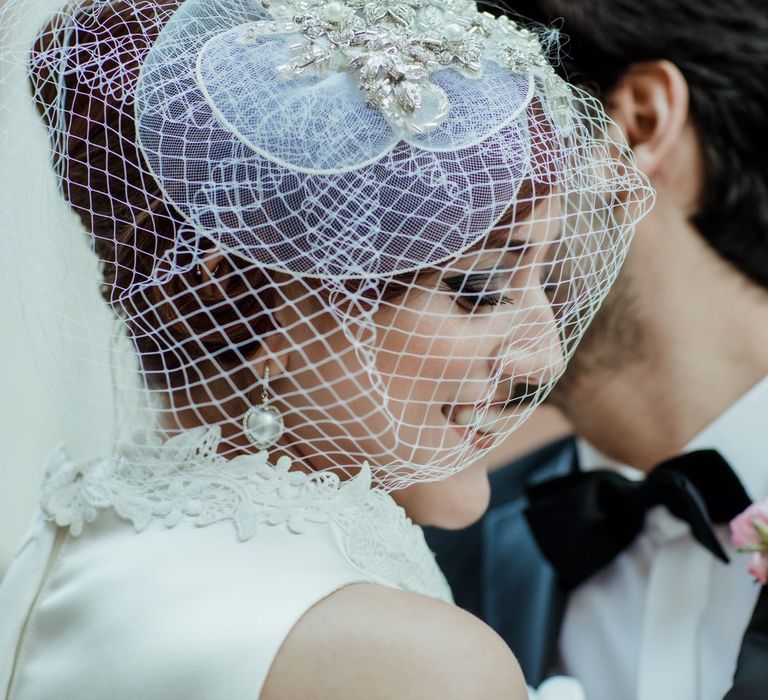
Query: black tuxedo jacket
425,438,768,696
426,438,576,686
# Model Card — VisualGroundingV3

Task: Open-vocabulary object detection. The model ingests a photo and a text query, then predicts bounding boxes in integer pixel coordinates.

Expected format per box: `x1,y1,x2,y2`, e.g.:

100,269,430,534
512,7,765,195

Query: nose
490,284,566,389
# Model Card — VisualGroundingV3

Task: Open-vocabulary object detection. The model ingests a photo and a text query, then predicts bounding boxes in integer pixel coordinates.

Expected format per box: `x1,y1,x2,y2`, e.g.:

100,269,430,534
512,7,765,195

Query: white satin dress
0,427,452,699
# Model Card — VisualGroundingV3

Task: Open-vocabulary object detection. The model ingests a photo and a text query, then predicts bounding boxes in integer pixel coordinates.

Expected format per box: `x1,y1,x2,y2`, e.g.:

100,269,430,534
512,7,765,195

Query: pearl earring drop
242,365,285,451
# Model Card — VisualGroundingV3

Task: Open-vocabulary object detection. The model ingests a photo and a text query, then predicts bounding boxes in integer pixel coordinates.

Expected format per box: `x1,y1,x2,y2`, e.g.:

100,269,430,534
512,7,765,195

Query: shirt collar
685,374,768,501
577,374,768,501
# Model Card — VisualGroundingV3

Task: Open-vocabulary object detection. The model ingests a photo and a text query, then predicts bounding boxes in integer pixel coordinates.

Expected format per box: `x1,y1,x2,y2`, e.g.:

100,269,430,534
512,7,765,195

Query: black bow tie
525,450,752,591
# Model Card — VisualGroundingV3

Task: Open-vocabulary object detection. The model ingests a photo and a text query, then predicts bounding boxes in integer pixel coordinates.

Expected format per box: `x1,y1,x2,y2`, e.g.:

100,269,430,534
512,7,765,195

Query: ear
247,344,289,381
196,252,292,379
245,303,291,381
606,60,689,176
243,279,297,382
195,251,226,282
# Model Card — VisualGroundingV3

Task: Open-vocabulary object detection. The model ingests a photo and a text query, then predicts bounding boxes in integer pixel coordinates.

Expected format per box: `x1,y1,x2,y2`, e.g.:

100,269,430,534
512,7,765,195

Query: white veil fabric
0,0,653,491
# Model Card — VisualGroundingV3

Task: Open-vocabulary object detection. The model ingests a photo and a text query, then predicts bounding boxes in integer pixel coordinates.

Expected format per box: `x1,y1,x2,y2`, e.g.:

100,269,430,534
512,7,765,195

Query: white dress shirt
560,376,768,700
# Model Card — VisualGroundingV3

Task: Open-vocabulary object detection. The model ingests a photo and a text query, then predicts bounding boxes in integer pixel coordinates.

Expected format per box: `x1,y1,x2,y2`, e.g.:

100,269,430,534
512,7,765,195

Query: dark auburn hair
29,0,274,391
487,0,768,289
29,0,551,392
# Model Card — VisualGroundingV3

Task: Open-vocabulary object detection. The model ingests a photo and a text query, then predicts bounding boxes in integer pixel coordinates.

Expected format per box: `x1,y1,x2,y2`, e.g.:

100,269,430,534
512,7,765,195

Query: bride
0,0,651,698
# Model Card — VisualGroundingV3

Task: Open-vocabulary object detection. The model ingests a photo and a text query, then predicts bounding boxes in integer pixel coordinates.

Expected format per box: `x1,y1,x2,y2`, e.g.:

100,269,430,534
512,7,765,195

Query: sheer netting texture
0,0,653,490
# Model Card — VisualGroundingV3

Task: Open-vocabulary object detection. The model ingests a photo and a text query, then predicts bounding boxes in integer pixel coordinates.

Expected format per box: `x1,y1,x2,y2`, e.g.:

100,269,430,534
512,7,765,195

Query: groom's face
548,64,698,406
549,244,647,402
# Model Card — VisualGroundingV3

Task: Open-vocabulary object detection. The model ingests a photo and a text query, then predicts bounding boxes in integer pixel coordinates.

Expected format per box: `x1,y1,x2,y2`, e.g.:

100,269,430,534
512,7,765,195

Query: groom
427,1,768,698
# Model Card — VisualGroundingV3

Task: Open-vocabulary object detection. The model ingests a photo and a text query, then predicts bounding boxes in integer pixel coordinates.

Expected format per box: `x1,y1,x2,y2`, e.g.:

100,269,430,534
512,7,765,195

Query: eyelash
442,275,515,312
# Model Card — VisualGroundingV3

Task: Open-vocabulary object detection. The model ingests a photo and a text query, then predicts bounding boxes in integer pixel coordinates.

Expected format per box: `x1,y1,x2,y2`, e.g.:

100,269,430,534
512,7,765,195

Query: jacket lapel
723,586,768,699
481,439,577,685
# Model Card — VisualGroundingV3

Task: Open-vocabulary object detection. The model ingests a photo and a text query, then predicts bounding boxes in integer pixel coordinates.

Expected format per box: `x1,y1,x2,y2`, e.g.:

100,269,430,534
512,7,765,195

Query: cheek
391,463,491,529
374,303,496,397
373,322,470,433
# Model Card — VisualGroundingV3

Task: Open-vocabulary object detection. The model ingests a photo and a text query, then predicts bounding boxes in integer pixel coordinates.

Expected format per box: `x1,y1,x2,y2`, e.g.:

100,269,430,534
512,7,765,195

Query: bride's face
275,202,565,528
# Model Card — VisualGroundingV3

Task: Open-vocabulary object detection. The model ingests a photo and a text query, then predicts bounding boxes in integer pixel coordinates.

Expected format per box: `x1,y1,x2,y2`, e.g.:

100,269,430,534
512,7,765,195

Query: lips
451,405,504,435
442,403,504,449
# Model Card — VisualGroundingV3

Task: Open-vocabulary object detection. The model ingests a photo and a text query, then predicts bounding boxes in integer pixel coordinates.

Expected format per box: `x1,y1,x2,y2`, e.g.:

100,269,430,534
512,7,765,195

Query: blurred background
0,0,117,578
0,284,61,576
0,0,58,578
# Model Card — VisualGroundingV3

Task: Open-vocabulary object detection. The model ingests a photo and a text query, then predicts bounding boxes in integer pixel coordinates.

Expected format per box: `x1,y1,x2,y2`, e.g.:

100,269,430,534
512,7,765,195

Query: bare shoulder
261,583,527,700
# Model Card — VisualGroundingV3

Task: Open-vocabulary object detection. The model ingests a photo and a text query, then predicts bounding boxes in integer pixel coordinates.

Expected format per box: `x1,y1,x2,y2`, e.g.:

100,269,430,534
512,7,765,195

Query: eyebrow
465,205,538,256
463,221,564,269
463,228,529,257
486,232,529,251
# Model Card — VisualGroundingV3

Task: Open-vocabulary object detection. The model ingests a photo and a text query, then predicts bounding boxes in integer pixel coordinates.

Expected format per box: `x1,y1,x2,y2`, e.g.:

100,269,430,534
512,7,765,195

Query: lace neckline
40,427,453,602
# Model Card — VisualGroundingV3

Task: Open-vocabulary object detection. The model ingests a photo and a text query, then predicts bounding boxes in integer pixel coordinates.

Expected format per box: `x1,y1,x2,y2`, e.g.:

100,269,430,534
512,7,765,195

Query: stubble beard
548,266,648,417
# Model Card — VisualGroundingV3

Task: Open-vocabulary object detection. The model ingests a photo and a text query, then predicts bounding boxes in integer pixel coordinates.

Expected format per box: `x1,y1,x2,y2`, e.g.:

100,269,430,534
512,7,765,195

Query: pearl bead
324,2,347,22
443,23,464,41
244,406,285,450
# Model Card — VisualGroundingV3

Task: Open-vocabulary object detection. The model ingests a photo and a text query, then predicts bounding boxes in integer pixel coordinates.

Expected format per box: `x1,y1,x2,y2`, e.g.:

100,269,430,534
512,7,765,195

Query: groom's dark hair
487,0,768,289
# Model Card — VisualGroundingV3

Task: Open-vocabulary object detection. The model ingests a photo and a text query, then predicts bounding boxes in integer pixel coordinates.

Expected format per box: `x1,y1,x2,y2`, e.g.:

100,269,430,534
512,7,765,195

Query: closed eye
442,272,515,313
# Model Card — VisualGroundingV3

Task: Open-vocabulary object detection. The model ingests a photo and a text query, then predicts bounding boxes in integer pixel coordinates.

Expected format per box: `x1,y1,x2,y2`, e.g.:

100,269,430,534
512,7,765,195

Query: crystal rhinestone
242,26,257,43
244,405,285,450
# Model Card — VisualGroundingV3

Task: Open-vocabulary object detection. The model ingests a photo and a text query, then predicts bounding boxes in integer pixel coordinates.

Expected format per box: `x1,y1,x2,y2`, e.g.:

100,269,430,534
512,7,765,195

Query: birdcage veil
0,0,652,489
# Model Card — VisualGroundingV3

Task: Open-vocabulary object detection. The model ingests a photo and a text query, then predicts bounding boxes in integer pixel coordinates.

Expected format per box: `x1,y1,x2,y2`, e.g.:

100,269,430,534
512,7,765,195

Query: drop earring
243,365,285,451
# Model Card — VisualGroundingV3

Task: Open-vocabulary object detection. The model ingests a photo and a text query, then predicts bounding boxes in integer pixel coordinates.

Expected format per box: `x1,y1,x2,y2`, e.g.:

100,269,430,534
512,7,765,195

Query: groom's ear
605,60,690,177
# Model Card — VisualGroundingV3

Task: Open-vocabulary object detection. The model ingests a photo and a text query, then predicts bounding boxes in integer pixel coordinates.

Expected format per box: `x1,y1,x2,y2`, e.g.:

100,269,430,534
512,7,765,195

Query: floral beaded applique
237,0,561,133
40,427,452,601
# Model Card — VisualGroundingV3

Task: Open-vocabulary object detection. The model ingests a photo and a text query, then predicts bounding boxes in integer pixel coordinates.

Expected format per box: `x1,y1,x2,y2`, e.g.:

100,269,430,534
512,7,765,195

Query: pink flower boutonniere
730,499,768,585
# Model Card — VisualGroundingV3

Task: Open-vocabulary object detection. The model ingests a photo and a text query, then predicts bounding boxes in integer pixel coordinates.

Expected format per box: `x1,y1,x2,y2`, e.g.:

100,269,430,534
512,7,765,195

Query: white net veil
0,0,653,491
